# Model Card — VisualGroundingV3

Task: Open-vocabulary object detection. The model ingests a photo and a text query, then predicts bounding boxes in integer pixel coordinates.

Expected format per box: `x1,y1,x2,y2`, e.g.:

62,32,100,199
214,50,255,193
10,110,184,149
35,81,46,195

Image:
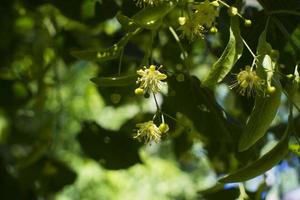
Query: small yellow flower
134,88,144,95
134,121,162,144
136,65,167,94
134,0,161,7
193,0,219,27
159,123,169,133
230,66,264,97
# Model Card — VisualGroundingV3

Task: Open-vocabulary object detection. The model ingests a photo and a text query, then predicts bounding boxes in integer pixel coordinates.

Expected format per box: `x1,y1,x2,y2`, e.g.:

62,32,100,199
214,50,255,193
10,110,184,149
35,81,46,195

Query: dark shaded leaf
117,13,140,32
78,122,141,169
219,121,290,183
19,156,76,194
71,29,140,62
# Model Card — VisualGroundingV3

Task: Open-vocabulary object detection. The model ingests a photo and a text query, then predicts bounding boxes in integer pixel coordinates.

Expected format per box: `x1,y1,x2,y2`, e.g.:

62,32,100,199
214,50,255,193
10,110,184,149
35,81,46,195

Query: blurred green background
1,0,300,199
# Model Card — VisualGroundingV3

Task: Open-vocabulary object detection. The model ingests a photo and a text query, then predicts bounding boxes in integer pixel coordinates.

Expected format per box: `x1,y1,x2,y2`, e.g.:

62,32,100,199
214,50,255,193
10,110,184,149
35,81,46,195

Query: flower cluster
133,65,169,144
230,66,264,97
133,121,169,144
179,0,219,40
193,0,219,28
135,65,167,95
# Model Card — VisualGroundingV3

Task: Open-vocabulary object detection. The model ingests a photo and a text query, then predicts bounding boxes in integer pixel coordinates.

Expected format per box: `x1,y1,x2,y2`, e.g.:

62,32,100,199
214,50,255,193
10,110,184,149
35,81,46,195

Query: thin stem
271,76,300,113
217,0,245,20
242,38,257,60
118,48,124,75
238,183,249,200
160,111,191,131
272,17,300,55
217,0,230,7
169,26,190,74
149,30,155,64
282,89,300,113
152,92,160,112
242,38,259,70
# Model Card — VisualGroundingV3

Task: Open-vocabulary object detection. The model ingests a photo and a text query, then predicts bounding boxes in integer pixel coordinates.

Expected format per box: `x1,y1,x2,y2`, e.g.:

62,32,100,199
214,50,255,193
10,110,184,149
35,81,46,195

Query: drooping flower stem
237,183,249,200
241,38,259,70
152,92,160,112
118,48,124,75
169,26,190,74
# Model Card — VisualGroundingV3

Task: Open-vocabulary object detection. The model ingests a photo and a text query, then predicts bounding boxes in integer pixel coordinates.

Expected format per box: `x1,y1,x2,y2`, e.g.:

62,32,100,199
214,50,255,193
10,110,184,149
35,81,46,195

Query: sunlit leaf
202,17,243,86
132,1,177,30
219,120,290,183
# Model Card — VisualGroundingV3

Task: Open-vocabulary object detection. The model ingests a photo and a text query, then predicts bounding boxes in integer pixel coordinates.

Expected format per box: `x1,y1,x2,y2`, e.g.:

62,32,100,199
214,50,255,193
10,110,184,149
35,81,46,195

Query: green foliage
220,115,291,183
238,28,282,151
202,16,243,86
1,0,300,199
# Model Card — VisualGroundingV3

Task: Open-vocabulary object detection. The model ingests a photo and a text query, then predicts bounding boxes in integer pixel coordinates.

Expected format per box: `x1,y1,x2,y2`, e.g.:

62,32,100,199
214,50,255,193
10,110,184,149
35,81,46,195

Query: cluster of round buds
134,0,161,7
135,65,167,96
230,66,264,97
222,3,252,26
133,121,169,144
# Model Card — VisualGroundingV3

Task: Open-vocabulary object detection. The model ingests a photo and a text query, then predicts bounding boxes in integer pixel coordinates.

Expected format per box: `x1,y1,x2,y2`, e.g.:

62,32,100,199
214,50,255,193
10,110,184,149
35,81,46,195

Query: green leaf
132,1,176,30
90,74,137,87
202,17,243,86
238,29,282,152
71,29,140,62
116,13,140,32
219,121,290,183
19,156,76,193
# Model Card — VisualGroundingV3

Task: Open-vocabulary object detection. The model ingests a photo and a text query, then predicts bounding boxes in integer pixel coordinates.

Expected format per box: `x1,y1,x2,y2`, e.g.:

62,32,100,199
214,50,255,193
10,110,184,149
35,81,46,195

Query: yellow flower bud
228,6,238,16
244,19,252,26
267,86,276,94
178,17,187,26
210,1,219,7
149,65,156,71
159,123,169,133
287,74,294,79
135,88,144,95
210,26,218,33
